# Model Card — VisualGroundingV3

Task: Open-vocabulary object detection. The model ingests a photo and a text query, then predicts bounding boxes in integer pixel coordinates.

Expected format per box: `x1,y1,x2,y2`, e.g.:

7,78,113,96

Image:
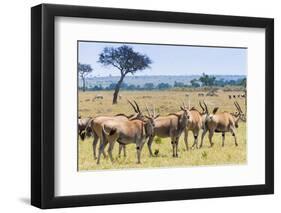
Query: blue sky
78,41,247,77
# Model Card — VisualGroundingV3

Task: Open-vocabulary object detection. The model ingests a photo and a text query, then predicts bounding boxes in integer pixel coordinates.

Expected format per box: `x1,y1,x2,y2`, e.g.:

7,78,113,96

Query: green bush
154,136,162,144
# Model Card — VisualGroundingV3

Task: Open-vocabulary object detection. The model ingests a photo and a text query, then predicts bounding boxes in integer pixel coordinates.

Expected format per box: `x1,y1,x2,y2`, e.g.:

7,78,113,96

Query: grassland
78,89,247,171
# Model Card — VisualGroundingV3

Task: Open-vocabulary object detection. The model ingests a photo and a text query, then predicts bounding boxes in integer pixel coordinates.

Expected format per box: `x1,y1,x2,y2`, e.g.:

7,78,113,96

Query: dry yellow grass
78,90,247,171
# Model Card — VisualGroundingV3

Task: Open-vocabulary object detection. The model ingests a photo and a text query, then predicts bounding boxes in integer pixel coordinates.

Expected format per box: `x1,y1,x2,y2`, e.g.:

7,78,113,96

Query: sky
78,41,247,77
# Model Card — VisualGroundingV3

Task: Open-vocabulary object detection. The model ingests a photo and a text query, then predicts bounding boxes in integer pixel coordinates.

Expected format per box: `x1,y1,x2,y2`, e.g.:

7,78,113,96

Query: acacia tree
98,45,152,104
199,73,216,87
78,63,93,92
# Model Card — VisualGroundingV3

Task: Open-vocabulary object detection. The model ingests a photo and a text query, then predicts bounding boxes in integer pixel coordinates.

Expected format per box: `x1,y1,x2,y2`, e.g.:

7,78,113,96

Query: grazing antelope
183,101,209,150
94,94,103,100
78,117,92,140
199,101,246,148
97,103,159,164
147,104,189,157
87,100,143,159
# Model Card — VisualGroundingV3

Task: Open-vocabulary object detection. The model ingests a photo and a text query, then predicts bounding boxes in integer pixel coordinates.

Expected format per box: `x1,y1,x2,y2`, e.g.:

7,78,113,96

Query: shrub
154,136,162,144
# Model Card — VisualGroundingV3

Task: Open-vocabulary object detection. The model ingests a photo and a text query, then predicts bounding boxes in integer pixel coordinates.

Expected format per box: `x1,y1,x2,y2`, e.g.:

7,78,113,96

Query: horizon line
86,74,247,78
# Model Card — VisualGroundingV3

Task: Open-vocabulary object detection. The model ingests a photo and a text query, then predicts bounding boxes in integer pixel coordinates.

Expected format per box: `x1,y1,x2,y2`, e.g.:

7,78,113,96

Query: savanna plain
78,89,247,171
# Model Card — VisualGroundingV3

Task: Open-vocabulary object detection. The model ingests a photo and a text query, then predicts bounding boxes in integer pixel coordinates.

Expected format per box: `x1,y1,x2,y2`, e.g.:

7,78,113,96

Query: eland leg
107,140,116,162
147,136,155,157
208,130,214,147
136,142,145,164
175,137,179,157
92,132,98,159
171,138,176,157
184,129,189,151
191,129,200,149
230,128,238,146
118,144,122,158
222,132,225,147
200,128,208,148
97,138,105,164
123,145,126,157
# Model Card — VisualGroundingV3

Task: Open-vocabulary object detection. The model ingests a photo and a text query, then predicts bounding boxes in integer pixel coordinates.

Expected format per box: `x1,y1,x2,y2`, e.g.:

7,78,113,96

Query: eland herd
79,100,246,164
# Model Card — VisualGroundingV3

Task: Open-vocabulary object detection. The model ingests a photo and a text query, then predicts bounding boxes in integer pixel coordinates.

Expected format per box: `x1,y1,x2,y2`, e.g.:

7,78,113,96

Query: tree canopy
98,45,152,104
78,63,93,92
98,45,152,76
199,73,216,86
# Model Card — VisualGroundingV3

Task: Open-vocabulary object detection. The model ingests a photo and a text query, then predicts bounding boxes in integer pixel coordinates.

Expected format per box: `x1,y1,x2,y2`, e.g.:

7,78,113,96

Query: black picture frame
31,3,274,209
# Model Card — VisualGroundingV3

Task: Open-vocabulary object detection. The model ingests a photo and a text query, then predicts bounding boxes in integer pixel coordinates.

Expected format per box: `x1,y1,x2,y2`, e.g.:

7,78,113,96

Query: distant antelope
199,101,246,148
98,103,159,164
87,100,143,159
237,95,240,98
147,104,189,157
241,94,246,98
198,93,204,97
228,95,232,99
94,94,103,100
233,95,236,98
185,94,189,97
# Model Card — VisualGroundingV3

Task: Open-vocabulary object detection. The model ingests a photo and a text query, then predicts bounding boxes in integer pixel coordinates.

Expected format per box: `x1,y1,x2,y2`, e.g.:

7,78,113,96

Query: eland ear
213,107,219,114
155,114,160,119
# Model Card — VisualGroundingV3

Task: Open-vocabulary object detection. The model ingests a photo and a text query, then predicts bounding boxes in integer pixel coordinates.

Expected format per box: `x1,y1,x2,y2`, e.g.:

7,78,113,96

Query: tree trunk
82,77,86,92
112,75,125,104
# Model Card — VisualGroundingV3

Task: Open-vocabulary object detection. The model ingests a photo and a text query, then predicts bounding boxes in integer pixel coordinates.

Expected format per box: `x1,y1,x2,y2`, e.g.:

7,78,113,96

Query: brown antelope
199,101,246,148
94,94,103,100
87,100,143,159
78,117,92,140
97,104,159,164
183,101,209,150
147,104,189,158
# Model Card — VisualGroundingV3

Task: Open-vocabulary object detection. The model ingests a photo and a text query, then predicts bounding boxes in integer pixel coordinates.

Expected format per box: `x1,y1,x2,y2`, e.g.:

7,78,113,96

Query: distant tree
120,82,128,89
144,83,155,90
107,83,117,90
174,81,185,88
241,78,247,89
190,79,200,88
98,45,152,104
199,73,216,87
92,85,103,91
127,84,137,90
78,63,93,92
157,83,171,90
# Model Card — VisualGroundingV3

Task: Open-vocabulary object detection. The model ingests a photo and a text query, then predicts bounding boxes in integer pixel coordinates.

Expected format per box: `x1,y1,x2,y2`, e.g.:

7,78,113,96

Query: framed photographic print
31,3,274,209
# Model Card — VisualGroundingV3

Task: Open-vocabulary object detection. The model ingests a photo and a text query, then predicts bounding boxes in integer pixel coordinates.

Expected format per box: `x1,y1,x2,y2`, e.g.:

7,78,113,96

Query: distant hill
81,75,246,88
